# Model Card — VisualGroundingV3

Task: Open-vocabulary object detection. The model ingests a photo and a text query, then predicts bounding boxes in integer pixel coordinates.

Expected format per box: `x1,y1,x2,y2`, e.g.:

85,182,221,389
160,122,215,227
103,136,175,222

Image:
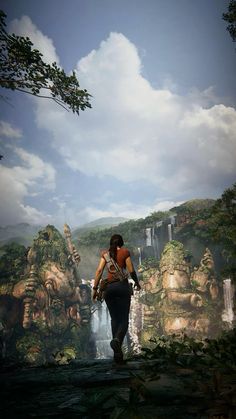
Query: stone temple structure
0,225,94,365
139,241,221,345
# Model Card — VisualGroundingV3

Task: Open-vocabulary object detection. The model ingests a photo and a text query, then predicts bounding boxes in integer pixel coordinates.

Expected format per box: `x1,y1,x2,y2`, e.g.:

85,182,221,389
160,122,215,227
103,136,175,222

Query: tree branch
14,87,70,111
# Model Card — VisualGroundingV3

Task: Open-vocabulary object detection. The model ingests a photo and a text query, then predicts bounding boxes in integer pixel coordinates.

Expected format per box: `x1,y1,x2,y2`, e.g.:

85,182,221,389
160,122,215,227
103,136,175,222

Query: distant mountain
72,217,129,238
0,223,43,247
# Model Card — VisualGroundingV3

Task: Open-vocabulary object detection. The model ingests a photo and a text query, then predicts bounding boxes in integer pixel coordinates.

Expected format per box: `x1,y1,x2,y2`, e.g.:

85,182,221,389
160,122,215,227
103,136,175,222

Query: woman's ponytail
109,234,124,261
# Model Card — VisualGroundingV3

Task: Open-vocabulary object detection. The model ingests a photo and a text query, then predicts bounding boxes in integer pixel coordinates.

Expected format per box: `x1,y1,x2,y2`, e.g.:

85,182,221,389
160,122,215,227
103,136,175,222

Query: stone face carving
140,241,220,340
190,248,219,300
160,241,206,335
0,225,93,364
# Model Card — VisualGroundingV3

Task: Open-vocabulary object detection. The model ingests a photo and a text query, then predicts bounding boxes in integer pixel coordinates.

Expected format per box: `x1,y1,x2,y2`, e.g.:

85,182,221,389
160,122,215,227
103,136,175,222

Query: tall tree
223,0,236,43
0,10,91,114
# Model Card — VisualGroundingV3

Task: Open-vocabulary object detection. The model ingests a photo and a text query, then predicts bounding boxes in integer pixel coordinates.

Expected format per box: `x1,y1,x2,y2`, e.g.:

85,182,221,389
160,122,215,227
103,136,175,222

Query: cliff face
171,199,216,228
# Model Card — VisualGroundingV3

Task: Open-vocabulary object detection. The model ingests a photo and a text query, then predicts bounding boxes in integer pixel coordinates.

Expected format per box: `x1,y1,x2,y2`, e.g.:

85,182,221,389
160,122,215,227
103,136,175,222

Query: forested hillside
73,184,236,281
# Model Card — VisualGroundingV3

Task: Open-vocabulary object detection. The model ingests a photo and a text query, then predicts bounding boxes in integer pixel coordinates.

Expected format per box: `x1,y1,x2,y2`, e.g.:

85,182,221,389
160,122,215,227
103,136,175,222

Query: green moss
32,225,71,270
0,242,27,285
16,333,42,353
53,346,77,365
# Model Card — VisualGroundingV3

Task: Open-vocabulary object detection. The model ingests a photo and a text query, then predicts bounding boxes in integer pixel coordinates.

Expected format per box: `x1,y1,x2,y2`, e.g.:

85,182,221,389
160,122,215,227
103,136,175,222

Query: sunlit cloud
0,121,22,139
5,18,236,227
0,147,56,225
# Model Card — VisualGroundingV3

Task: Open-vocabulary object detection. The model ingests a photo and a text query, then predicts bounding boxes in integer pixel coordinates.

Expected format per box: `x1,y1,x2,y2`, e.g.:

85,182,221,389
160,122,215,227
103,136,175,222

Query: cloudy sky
0,0,236,228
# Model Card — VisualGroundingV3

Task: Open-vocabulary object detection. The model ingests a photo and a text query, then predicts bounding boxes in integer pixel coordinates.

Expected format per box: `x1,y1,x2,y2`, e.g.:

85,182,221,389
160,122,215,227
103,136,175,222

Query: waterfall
168,223,172,241
146,228,152,246
137,247,142,265
156,235,160,259
222,279,235,328
151,227,158,258
91,302,112,359
128,287,144,354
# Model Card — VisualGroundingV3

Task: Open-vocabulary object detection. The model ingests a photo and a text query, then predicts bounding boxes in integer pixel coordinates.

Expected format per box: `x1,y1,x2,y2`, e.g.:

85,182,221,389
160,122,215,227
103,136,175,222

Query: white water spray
91,302,112,358
222,278,235,328
128,287,144,354
168,223,172,241
146,228,152,246
137,247,142,266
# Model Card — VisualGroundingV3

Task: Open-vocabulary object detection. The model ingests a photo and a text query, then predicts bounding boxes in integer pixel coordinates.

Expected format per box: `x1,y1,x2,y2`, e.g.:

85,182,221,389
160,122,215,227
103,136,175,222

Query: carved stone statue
140,241,220,340
0,225,93,364
190,248,219,300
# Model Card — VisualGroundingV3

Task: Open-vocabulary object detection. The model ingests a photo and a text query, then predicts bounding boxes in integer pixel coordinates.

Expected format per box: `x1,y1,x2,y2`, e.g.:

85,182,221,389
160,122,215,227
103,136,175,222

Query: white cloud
0,148,56,226
30,30,236,199
5,18,236,217
9,16,59,65
13,147,56,190
0,121,22,138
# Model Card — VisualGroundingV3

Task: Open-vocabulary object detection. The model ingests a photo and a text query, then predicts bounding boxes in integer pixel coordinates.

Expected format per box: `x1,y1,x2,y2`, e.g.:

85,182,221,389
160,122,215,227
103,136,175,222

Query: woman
92,234,141,364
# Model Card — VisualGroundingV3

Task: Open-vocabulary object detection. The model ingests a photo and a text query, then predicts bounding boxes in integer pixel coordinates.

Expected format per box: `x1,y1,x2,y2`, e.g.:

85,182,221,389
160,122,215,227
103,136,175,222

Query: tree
0,10,91,114
0,242,27,285
207,183,236,261
223,0,236,43
175,184,236,280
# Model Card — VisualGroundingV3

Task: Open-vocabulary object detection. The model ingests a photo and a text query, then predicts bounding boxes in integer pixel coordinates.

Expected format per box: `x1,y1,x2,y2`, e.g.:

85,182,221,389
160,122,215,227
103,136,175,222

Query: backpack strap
103,252,128,281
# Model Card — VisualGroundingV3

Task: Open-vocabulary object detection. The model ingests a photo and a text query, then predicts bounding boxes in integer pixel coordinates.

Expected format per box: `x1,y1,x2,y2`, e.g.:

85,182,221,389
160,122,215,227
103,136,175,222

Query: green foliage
67,389,112,417
223,0,236,42
207,183,236,261
141,329,236,370
139,257,159,270
176,183,236,280
32,225,71,269
0,10,91,114
142,333,204,362
16,332,43,354
53,347,76,365
111,381,150,419
0,242,27,284
78,211,172,249
172,199,215,215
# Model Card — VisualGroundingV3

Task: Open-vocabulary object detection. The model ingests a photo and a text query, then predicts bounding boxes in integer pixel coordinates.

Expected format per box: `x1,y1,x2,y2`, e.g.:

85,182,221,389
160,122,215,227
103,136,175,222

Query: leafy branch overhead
0,10,92,114
223,0,236,42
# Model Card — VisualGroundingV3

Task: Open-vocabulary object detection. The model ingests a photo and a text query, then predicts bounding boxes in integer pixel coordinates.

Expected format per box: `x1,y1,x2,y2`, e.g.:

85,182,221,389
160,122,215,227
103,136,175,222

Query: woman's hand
93,257,106,302
92,289,98,302
134,282,141,291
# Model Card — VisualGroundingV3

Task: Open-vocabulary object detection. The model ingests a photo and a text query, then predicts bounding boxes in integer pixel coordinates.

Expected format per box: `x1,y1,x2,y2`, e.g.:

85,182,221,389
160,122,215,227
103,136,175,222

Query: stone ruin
0,224,94,365
0,228,227,364
139,241,222,345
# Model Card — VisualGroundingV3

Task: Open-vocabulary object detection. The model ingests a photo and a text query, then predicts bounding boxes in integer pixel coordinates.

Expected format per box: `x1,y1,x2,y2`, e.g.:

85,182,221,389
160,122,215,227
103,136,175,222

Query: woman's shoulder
101,249,108,257
120,247,130,258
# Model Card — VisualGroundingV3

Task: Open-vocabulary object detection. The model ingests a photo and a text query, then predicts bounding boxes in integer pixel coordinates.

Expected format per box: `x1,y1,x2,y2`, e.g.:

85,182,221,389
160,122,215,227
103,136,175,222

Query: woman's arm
125,256,141,290
92,257,106,301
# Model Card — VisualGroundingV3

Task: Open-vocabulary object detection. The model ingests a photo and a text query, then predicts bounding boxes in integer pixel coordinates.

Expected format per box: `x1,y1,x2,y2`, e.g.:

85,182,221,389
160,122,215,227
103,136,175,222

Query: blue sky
0,0,236,228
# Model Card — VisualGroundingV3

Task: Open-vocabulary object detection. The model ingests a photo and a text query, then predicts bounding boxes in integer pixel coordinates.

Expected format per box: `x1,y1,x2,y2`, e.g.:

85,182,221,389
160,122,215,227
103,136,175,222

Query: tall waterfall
128,287,144,354
222,278,235,329
137,247,142,265
146,228,152,246
168,223,172,241
91,302,112,358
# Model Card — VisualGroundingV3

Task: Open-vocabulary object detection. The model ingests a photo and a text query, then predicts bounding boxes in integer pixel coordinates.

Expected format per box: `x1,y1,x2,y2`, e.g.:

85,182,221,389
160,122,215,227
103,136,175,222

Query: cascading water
168,223,172,241
91,302,112,359
146,228,152,246
128,287,144,354
222,278,235,329
137,247,142,265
